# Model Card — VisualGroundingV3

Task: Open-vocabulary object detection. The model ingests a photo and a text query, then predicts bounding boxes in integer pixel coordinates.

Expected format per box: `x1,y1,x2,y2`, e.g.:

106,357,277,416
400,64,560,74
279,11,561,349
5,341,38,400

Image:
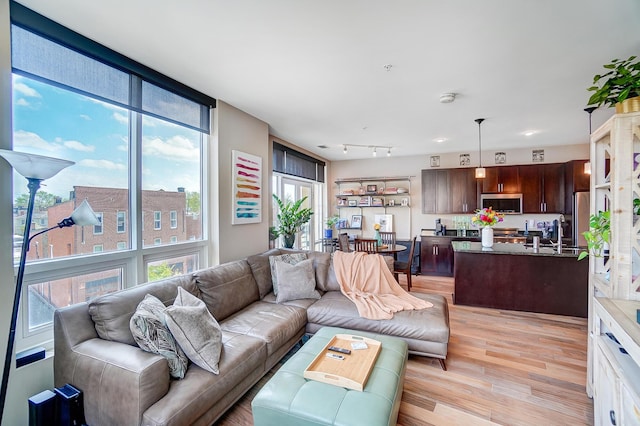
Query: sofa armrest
54,305,170,426
55,338,170,426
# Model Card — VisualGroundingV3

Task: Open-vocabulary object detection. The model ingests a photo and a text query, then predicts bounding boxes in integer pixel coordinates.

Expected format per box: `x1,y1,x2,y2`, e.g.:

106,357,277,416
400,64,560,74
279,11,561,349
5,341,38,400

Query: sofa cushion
268,253,307,296
306,291,450,344
274,259,321,303
130,294,188,379
325,257,342,292
195,260,259,322
165,287,223,375
89,274,198,346
219,301,307,356
247,248,282,298
306,251,332,292
142,331,268,426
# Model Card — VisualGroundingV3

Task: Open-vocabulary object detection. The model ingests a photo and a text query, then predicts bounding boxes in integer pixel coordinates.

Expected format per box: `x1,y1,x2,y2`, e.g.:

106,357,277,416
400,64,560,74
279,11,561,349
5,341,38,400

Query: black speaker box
28,389,56,426
54,384,86,426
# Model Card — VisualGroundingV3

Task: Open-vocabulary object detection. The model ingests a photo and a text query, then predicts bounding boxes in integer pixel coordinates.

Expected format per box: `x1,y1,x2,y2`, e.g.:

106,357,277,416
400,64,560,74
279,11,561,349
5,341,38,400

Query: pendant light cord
475,118,485,167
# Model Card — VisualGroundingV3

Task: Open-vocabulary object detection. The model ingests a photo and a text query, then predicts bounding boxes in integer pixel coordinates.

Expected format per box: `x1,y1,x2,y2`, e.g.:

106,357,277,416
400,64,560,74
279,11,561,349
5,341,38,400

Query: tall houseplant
577,210,610,261
272,194,313,248
587,56,640,110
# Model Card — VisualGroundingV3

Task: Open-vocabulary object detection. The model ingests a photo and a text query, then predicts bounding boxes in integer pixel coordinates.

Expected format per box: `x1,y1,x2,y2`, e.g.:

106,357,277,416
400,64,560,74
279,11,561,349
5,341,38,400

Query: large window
9,4,213,343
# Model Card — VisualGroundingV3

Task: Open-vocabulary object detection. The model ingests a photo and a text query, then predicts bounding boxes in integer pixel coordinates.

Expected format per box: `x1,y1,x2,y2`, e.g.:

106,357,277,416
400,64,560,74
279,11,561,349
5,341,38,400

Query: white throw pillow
165,287,223,375
130,294,188,379
274,258,321,303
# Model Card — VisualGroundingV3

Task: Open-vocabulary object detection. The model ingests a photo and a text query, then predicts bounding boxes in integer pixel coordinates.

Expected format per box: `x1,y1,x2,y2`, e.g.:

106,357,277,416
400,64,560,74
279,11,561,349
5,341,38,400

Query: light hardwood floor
217,275,593,426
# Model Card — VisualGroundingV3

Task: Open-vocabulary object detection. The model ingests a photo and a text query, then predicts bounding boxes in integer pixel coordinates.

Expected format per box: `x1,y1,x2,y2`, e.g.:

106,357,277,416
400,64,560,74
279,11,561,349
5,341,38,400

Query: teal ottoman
251,326,408,426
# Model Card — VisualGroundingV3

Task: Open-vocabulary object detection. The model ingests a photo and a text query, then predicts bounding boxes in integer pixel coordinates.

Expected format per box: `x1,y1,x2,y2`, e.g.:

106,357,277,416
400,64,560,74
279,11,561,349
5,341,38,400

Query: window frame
116,210,126,234
9,6,212,352
93,212,104,235
170,210,177,229
154,211,161,230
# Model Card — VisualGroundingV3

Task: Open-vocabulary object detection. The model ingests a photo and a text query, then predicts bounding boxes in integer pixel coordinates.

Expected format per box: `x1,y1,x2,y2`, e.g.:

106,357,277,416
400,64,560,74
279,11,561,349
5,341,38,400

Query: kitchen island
452,241,588,317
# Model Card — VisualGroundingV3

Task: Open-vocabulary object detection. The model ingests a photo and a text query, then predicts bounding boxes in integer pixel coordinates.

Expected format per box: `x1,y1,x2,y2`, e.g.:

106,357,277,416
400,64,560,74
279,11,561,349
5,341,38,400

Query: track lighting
341,144,393,157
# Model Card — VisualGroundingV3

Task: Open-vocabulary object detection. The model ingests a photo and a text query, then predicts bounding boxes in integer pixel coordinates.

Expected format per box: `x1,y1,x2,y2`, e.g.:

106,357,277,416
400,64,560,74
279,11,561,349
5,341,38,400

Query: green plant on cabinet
587,56,640,108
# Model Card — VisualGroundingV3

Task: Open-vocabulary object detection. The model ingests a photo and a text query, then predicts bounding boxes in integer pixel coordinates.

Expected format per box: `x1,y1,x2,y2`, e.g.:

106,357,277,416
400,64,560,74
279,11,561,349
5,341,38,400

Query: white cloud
13,130,61,152
15,99,30,107
113,112,128,124
13,82,41,98
64,140,95,152
80,114,91,121
78,159,126,170
142,135,199,162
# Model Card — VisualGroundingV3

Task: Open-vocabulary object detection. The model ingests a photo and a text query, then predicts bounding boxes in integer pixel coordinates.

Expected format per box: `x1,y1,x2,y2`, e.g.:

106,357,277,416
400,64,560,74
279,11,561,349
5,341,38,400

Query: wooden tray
303,334,381,391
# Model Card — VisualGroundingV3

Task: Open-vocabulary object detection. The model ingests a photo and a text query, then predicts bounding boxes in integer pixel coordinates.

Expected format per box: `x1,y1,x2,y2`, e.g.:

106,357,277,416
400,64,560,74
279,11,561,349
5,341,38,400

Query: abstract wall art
232,150,262,224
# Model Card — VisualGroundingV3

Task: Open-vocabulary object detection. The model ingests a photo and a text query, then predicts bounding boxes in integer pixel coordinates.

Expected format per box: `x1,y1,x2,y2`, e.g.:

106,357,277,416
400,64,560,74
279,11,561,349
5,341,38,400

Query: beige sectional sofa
54,248,449,426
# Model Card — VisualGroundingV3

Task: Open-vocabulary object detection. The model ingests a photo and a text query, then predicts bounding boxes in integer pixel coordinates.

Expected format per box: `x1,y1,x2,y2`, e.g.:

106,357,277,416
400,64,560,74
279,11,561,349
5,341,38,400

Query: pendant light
475,118,486,179
583,107,597,175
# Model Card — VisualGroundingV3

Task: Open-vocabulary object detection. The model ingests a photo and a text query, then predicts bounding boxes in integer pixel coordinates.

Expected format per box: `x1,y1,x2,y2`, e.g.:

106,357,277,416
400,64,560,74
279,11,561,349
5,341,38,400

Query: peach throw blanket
333,251,433,320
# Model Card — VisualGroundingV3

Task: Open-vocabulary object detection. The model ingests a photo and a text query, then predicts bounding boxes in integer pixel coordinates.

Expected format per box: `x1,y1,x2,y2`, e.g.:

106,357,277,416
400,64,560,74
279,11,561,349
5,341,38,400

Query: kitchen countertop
451,241,583,258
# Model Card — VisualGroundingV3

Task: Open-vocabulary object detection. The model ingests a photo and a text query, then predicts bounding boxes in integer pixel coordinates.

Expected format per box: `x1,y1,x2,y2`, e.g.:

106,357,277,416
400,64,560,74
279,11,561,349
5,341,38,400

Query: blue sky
11,75,202,201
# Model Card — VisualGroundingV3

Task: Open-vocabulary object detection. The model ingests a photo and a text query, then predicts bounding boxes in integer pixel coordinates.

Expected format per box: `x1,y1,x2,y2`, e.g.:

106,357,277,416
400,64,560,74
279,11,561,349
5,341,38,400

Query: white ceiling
16,0,640,161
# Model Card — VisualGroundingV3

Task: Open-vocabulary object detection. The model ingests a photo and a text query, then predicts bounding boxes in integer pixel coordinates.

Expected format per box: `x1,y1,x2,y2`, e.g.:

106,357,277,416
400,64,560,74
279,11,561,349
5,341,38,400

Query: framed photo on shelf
348,199,357,207
366,184,377,193
337,198,347,206
374,214,393,232
336,218,348,229
351,215,362,229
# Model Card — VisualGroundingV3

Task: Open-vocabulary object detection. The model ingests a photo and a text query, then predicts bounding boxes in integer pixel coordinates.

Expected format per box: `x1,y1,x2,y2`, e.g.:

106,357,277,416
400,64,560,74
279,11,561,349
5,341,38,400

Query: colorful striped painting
232,150,262,224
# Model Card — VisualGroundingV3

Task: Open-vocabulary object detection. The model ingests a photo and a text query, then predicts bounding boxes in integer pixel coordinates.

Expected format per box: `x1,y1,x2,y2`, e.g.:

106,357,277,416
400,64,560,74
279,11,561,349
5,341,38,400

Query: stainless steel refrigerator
573,192,590,247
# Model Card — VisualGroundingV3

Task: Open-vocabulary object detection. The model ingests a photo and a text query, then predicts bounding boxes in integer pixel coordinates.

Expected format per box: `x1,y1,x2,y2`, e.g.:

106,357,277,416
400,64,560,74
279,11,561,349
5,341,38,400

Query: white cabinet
589,112,640,424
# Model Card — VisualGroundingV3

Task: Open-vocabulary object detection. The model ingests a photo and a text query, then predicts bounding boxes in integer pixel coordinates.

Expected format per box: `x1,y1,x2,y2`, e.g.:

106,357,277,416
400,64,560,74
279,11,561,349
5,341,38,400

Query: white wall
211,100,270,264
329,144,589,237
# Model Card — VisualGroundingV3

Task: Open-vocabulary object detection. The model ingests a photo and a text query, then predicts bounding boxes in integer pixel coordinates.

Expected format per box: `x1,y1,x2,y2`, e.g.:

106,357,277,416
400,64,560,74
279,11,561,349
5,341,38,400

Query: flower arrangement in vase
373,223,383,246
471,207,504,248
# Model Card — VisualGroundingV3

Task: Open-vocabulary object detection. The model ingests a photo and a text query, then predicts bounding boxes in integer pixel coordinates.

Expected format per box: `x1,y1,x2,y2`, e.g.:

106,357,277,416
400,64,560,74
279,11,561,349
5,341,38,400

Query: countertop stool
251,326,408,426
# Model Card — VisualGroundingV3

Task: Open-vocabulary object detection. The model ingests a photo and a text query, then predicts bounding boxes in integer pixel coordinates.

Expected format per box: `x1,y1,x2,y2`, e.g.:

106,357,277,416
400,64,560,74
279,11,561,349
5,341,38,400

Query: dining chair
379,231,396,246
338,233,351,252
393,236,417,291
353,238,379,254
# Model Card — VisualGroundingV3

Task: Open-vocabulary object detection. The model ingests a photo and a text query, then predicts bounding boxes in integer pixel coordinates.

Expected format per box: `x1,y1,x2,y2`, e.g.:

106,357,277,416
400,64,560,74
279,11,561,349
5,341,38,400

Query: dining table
349,243,407,260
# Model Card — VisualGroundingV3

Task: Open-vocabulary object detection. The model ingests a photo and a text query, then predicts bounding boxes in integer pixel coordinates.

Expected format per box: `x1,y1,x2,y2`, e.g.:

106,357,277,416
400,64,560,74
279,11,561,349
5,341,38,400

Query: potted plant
324,215,340,239
272,194,313,248
587,56,640,113
577,210,610,261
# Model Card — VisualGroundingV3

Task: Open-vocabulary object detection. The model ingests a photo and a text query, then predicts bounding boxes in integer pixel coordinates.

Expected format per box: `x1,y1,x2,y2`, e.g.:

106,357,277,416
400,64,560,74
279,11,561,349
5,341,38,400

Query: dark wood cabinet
565,159,590,193
481,166,520,193
421,170,450,214
449,168,478,213
519,163,565,213
420,236,453,276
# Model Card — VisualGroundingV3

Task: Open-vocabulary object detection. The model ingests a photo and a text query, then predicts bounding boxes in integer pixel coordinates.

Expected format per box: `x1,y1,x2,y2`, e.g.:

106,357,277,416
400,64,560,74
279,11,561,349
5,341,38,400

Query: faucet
556,223,563,254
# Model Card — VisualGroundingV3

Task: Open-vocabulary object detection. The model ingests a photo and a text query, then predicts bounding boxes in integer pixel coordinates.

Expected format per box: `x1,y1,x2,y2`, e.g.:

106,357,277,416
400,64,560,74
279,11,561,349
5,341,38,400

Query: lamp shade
0,149,74,180
70,199,100,226
475,167,486,179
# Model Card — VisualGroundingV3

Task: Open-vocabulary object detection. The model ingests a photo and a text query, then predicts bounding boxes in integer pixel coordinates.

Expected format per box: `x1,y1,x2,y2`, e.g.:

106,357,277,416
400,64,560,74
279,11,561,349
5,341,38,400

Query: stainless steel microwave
480,193,523,214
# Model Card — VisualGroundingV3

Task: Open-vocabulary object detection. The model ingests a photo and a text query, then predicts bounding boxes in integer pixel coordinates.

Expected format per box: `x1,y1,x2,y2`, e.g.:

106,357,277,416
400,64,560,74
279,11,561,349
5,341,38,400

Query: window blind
273,142,325,183
10,1,214,133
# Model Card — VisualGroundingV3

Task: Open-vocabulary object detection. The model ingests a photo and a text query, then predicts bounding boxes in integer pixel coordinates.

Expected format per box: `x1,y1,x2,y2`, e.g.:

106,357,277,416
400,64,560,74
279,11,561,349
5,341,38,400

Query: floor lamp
0,149,99,421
